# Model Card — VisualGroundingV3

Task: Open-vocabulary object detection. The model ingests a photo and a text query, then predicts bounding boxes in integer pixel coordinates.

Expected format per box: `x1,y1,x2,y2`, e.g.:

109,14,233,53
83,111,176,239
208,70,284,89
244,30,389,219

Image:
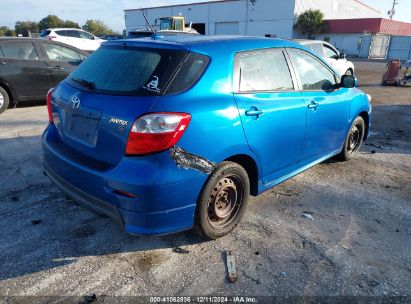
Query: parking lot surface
0,61,410,300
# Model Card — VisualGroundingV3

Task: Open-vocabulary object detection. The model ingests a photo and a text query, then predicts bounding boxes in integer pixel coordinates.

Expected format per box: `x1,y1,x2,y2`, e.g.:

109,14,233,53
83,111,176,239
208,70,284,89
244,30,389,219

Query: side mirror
339,53,347,59
341,75,357,88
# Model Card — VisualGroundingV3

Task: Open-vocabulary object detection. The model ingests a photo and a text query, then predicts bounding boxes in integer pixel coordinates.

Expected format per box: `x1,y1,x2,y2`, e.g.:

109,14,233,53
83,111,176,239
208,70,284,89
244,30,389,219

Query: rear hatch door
51,43,188,166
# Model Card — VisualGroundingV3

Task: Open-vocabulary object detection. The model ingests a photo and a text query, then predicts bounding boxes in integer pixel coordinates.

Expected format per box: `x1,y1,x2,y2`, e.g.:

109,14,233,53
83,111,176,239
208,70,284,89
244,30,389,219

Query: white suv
296,40,355,76
40,28,105,52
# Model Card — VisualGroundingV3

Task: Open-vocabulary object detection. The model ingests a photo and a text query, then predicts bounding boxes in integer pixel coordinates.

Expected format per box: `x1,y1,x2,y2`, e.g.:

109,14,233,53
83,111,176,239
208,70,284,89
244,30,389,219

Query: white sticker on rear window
143,76,160,93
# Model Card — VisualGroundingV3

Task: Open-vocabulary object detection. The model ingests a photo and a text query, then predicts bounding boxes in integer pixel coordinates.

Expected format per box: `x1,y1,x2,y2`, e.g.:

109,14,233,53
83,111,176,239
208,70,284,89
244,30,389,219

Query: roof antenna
141,9,155,34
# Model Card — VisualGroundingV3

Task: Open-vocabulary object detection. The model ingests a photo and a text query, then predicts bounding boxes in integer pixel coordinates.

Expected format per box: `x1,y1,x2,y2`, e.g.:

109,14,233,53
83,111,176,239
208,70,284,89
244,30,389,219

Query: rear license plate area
64,113,99,147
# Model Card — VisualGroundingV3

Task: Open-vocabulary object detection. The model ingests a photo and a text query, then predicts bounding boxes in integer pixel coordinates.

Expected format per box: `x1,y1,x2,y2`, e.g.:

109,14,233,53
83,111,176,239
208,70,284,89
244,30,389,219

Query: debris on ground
302,212,314,220
172,247,190,254
226,251,237,283
277,271,288,279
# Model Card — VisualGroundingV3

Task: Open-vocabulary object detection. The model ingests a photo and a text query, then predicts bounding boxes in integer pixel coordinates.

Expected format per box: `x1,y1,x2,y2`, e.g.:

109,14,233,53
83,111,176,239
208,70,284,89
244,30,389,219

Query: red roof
326,18,411,36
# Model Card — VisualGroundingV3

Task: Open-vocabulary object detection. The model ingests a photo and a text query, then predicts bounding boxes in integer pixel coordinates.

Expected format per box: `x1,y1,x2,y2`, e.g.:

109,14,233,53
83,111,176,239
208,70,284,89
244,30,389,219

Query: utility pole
388,0,398,20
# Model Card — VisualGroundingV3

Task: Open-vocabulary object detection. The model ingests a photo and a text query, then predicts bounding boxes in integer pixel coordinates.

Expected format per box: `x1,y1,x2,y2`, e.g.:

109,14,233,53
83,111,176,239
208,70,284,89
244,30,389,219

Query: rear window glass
40,30,51,37
68,46,188,96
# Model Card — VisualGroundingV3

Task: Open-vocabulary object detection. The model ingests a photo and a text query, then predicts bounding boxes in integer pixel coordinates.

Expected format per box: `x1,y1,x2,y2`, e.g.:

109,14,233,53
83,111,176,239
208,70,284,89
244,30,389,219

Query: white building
124,0,411,60
124,0,381,38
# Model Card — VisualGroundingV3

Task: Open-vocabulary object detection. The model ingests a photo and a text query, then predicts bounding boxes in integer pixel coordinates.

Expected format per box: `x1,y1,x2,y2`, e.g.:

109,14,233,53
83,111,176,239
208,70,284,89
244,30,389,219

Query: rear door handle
307,100,319,110
245,106,263,118
49,66,64,71
0,61,5,65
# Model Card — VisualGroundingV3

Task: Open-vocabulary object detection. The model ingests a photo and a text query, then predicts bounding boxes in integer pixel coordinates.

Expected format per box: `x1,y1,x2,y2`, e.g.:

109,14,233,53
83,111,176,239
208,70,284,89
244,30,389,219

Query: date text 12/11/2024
149,296,258,303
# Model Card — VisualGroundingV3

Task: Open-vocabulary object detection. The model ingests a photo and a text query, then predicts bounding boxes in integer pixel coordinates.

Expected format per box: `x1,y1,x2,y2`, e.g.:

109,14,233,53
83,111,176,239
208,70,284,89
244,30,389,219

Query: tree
82,19,118,36
15,21,38,36
0,26,16,36
37,15,80,31
294,9,327,39
38,15,64,31
63,20,80,29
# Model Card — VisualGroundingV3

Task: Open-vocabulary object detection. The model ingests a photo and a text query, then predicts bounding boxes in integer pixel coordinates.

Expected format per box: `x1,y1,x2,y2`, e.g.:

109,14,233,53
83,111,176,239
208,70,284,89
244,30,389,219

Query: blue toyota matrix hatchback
42,35,371,239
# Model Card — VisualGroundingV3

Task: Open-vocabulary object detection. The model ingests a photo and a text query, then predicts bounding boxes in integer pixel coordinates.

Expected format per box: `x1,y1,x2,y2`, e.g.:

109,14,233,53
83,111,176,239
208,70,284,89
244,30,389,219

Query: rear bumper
44,163,124,229
42,125,206,236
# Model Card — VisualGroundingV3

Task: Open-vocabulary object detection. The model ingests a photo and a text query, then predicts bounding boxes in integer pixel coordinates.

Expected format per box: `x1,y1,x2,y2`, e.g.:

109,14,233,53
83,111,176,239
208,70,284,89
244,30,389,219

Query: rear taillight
126,112,191,155
47,36,57,40
47,88,54,123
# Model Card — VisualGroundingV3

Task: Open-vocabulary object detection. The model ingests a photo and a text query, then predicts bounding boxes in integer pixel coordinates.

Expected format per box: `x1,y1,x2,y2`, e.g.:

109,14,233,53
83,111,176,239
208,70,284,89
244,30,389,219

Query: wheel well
0,82,14,105
225,154,259,196
359,111,369,140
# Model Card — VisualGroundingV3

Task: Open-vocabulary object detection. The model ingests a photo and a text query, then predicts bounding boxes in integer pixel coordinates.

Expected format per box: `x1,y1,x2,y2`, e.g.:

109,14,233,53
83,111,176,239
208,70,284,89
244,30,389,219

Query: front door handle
0,61,5,65
307,100,319,110
245,106,263,118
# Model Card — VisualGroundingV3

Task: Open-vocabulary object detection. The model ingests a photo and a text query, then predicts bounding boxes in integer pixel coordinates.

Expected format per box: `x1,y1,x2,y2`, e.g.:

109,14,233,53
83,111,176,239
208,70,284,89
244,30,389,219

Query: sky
0,0,410,33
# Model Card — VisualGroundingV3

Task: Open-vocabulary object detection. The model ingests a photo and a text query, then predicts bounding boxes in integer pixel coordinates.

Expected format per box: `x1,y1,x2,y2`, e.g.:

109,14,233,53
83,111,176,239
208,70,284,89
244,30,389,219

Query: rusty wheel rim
207,176,243,228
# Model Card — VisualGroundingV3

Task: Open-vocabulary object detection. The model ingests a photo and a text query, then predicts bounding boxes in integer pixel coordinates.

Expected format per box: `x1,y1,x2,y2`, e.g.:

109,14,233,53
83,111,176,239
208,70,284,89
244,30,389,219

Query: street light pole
388,0,398,20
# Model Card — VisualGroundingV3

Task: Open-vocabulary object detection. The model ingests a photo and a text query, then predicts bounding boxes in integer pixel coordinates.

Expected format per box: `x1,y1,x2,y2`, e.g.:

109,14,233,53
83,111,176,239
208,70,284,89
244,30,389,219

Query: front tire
194,161,250,239
0,86,10,114
336,116,365,161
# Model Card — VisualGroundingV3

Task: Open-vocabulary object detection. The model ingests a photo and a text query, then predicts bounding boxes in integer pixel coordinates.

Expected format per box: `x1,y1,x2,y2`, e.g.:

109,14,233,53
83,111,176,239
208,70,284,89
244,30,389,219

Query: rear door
0,40,50,100
40,41,86,86
233,49,307,184
287,49,349,165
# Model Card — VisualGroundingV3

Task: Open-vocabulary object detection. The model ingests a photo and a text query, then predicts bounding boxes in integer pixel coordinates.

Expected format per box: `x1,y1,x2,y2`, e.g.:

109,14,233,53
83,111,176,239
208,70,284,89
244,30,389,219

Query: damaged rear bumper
44,163,198,236
42,127,208,236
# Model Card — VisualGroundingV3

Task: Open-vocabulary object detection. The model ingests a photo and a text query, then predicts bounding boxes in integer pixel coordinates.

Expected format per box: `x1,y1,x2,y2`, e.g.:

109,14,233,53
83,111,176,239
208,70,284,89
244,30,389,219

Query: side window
43,43,82,62
288,50,336,91
323,44,339,60
1,42,38,60
238,50,294,92
79,31,94,39
165,53,209,95
55,30,67,37
310,43,324,57
174,19,184,31
66,31,81,38
0,46,4,57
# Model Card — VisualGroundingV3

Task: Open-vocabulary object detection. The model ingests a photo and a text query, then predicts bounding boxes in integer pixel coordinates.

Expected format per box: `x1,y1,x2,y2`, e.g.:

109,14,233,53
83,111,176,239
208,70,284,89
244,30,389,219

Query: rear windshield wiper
70,77,95,90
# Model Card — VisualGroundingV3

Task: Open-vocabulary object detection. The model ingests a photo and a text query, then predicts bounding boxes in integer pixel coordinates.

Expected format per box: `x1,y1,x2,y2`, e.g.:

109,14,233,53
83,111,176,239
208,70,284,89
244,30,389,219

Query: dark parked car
0,38,88,114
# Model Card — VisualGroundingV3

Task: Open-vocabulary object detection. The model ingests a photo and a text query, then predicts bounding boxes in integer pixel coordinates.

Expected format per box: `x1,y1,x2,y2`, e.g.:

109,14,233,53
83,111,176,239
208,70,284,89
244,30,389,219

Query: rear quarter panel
151,48,261,174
